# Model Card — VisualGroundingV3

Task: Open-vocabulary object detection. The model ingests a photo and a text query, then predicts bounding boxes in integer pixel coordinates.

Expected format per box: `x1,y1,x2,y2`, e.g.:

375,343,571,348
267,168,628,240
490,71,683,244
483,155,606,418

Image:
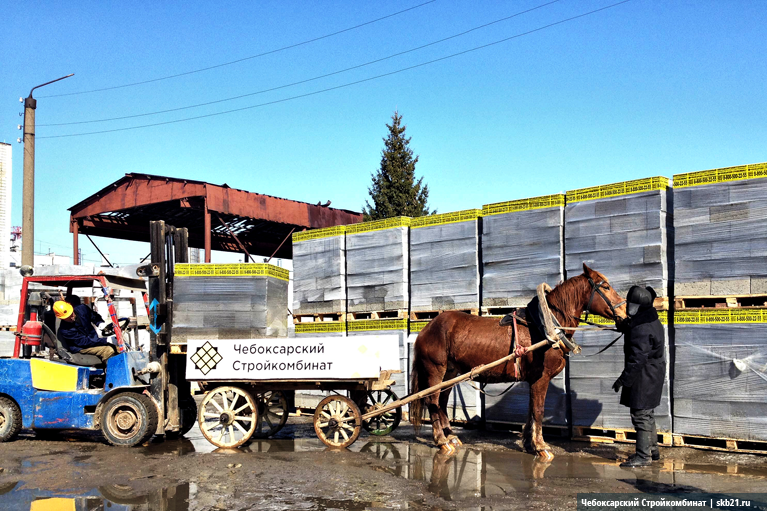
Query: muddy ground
2,414,767,511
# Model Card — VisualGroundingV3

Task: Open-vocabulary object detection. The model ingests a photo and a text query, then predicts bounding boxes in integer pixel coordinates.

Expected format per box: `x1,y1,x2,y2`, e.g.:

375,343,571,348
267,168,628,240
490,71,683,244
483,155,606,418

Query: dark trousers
630,408,657,458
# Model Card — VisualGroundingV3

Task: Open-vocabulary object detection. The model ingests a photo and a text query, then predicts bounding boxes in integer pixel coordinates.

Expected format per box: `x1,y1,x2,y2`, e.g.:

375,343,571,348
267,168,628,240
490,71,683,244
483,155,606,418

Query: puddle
0,482,191,510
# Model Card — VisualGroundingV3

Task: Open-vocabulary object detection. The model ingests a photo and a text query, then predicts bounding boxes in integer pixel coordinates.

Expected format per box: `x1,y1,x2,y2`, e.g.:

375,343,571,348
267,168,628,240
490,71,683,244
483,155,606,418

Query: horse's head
581,263,628,322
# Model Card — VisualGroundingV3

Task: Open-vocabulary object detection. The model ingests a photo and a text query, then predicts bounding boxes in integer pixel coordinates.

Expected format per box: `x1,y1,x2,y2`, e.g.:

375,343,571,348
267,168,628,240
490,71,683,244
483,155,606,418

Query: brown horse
409,264,628,460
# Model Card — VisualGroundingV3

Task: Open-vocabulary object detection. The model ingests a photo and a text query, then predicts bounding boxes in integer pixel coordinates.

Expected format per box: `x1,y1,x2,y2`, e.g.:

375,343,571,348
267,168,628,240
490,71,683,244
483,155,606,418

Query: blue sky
2,0,766,266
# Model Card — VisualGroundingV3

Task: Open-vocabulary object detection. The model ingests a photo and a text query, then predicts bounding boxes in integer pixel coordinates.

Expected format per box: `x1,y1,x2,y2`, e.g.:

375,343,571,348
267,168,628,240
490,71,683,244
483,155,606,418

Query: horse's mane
546,273,595,328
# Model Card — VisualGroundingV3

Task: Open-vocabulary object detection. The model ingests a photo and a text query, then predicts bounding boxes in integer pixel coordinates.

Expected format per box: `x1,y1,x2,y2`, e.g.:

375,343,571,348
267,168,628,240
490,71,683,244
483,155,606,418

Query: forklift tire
100,393,158,447
0,396,22,443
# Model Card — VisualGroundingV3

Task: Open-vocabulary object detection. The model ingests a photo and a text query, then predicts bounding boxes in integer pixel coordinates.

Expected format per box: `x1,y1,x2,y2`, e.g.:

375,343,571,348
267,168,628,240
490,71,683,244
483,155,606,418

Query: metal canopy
68,173,363,261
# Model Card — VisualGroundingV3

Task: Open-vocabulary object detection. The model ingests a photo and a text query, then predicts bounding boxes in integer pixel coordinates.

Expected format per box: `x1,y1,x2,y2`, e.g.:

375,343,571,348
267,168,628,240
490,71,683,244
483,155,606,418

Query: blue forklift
0,223,195,446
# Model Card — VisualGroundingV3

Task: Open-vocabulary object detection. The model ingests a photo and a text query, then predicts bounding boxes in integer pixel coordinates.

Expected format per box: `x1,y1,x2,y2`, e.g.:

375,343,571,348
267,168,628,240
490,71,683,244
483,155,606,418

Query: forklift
0,221,194,446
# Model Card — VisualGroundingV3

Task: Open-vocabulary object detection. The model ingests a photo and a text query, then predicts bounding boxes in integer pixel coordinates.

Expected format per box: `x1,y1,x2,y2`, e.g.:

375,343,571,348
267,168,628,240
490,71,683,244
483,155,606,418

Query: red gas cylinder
20,317,43,347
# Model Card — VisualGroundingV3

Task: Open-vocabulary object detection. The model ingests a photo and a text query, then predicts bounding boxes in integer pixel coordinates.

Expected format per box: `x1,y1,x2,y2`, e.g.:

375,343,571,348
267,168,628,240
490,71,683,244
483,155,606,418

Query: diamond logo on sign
190,342,223,375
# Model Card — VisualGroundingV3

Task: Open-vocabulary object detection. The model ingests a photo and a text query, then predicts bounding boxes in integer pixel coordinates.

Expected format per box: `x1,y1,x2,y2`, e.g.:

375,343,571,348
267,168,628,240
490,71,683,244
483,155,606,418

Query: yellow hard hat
53,301,73,319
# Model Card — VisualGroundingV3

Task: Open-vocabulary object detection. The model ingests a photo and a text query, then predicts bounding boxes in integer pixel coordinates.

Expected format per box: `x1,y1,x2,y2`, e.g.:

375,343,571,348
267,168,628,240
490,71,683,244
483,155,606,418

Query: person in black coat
612,285,666,467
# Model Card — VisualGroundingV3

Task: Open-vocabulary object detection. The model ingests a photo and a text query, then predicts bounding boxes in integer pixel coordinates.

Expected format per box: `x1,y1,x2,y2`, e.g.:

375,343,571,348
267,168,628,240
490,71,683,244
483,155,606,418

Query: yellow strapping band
292,225,346,242
673,162,767,188
410,209,481,228
345,217,411,235
567,177,670,203
347,318,408,332
675,309,767,324
580,310,668,325
482,194,565,216
294,322,345,334
174,263,289,281
409,320,431,333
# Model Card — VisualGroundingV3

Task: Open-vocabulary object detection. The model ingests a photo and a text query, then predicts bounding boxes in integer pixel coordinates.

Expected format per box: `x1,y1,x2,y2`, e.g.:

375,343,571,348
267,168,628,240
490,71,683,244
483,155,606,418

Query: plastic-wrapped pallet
172,264,288,342
410,210,481,312
568,313,672,432
673,309,767,442
673,163,767,296
347,319,409,401
292,226,346,315
346,217,410,313
482,195,565,309
409,321,480,422
483,363,568,427
565,177,671,297
290,321,346,409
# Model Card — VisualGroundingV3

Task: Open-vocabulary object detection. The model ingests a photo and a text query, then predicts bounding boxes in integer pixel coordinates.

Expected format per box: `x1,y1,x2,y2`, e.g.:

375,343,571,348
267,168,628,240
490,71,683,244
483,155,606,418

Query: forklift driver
53,300,118,362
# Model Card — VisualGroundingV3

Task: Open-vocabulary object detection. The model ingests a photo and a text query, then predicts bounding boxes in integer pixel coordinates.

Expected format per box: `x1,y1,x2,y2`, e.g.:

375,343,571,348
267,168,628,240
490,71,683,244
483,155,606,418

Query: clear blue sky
2,0,766,266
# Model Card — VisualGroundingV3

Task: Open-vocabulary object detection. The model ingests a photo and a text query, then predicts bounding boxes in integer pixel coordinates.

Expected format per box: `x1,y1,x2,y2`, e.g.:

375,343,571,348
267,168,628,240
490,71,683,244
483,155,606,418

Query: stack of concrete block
565,177,672,432
348,319,409,400
345,217,410,313
291,226,347,315
568,313,673,432
484,369,568,427
290,321,346,409
673,309,767,441
481,195,565,309
565,177,671,297
673,163,767,296
409,321,480,422
409,210,481,312
172,264,288,342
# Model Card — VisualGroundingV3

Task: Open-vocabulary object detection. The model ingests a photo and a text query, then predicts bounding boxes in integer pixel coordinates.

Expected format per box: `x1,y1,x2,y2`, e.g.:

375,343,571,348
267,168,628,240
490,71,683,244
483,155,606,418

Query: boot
649,422,660,461
620,431,652,468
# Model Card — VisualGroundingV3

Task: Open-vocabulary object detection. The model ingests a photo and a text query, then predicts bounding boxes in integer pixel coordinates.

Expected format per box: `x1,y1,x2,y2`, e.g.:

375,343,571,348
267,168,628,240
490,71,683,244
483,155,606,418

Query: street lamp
20,73,74,267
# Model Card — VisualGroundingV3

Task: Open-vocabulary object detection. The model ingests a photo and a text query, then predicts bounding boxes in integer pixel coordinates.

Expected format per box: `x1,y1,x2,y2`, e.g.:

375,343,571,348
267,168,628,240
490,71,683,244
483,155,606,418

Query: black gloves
612,379,622,392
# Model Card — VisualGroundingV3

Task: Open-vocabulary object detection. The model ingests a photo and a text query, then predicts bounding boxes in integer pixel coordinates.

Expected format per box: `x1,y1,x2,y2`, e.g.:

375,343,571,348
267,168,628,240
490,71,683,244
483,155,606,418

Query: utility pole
20,74,73,267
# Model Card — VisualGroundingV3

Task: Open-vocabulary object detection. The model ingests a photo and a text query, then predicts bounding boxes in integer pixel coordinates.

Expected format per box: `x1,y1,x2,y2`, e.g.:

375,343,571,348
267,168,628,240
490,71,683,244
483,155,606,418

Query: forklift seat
53,320,104,367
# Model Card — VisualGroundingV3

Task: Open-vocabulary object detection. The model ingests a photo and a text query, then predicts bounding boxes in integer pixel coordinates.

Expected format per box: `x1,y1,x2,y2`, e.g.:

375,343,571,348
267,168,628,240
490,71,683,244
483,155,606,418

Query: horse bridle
583,277,626,323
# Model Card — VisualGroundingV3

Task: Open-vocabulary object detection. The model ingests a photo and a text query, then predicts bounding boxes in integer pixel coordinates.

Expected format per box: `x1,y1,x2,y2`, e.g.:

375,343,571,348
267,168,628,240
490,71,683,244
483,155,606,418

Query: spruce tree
363,111,434,220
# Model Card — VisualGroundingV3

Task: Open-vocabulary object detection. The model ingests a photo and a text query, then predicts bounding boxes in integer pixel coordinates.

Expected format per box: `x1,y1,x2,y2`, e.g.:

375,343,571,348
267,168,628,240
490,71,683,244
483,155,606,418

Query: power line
38,0,632,140
37,0,438,98
39,0,560,127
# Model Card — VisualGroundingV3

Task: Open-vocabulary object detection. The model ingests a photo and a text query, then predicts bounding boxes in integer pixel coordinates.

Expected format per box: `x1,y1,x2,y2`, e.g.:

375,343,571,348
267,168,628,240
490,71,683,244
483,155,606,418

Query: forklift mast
142,220,191,436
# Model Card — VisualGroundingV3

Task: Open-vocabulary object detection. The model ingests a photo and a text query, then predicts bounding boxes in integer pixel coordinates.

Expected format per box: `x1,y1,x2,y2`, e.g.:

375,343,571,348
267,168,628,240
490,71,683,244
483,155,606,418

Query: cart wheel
198,386,258,448
360,389,402,436
0,396,22,443
253,391,289,438
313,395,361,449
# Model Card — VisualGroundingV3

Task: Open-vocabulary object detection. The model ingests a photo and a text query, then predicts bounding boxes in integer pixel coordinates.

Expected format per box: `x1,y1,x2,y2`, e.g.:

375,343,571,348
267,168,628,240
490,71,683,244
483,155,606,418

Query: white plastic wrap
410,211,480,311
568,320,672,432
484,370,568,426
565,179,671,297
673,316,767,441
347,319,409,399
292,228,346,314
482,196,565,308
673,169,767,295
172,264,289,342
346,218,410,312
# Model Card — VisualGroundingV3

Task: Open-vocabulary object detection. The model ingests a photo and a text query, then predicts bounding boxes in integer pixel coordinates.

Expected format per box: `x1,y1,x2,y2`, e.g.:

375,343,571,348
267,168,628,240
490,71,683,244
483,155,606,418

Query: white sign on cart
185,335,400,381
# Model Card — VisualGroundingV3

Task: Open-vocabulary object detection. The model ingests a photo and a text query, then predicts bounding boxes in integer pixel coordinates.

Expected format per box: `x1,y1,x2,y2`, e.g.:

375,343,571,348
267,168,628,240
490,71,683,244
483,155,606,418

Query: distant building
0,143,11,270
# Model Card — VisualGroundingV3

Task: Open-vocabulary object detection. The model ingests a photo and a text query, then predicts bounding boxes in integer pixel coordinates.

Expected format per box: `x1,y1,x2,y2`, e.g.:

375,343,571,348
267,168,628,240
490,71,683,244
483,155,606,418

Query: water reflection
0,482,191,510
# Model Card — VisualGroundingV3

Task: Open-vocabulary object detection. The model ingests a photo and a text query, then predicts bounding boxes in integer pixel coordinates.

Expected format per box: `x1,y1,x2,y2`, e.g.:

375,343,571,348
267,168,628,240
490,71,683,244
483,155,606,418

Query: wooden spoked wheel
198,386,259,448
360,389,402,436
253,391,289,438
313,395,361,449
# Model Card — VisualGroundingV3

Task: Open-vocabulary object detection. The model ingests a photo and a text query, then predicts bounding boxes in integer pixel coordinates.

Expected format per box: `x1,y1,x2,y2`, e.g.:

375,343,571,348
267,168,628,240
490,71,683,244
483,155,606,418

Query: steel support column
203,200,211,263
72,220,79,264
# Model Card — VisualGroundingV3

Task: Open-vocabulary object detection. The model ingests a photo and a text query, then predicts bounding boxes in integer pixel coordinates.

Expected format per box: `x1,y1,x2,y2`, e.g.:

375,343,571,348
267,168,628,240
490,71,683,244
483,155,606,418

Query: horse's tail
409,336,424,435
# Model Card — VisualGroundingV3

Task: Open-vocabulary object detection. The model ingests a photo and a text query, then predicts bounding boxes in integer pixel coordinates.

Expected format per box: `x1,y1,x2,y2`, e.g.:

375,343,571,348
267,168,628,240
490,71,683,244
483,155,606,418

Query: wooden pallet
481,306,520,317
485,421,569,438
346,309,407,321
0,325,16,332
573,426,672,447
409,309,479,320
653,296,670,311
672,433,767,454
293,312,345,324
674,294,767,309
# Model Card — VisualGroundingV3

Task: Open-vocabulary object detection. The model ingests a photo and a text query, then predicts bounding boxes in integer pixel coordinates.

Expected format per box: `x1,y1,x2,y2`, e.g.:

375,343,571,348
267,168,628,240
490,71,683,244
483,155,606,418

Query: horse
409,264,628,460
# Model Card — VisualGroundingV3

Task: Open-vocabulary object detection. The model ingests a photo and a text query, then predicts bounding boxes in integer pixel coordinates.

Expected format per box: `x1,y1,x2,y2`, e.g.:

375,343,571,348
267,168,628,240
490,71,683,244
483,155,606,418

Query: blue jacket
58,304,108,352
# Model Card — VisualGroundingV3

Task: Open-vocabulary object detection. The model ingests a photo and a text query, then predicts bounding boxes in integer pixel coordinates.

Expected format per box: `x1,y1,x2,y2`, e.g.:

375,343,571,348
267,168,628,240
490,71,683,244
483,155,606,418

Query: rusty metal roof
69,173,362,259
